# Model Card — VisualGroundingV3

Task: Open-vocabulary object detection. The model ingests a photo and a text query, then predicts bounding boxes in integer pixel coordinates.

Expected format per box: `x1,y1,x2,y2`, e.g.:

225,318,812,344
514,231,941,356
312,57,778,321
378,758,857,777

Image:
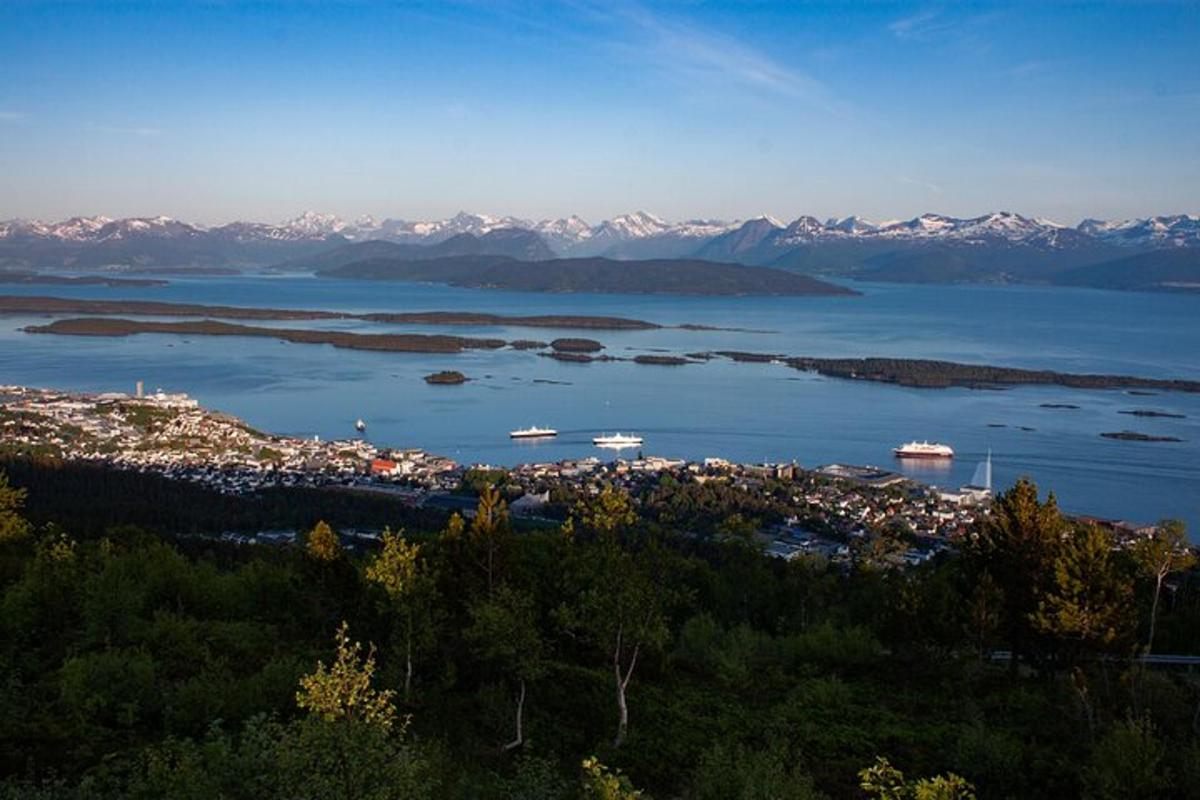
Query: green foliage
466,584,546,684
574,484,636,539
60,648,161,730
859,757,976,800
1032,525,1134,654
581,757,645,800
1134,519,1195,654
0,471,30,544
487,754,573,800
1082,717,1171,800
296,622,398,731
365,530,421,603
690,741,826,799
966,478,1068,664
557,522,672,745
469,486,512,596
0,473,1196,799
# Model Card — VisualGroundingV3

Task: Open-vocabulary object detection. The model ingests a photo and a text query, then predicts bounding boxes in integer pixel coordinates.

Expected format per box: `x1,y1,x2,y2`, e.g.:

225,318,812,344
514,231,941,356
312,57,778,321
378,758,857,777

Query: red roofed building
370,458,399,476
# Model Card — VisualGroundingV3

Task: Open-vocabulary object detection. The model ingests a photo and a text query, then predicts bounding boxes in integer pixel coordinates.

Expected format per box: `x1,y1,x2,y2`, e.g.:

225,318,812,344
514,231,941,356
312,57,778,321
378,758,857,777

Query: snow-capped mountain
5,209,1197,250
589,211,673,243
1,208,1196,275
1079,214,1200,248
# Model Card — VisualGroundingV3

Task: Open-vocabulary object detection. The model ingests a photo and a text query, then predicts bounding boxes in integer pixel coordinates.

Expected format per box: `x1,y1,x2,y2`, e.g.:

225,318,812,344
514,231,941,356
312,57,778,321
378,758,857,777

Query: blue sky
0,1,1197,224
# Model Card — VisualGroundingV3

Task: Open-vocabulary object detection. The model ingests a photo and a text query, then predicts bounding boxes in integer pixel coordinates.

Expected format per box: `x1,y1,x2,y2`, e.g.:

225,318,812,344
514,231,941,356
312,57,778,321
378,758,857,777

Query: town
0,384,1011,567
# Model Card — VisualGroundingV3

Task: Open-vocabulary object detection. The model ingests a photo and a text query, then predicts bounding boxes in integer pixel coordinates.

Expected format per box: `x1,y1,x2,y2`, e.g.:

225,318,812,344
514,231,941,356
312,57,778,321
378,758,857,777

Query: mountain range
2,209,1198,291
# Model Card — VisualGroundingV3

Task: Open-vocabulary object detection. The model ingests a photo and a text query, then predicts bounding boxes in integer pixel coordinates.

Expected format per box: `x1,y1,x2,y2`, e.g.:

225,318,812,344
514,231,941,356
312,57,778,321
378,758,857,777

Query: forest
0,459,1198,799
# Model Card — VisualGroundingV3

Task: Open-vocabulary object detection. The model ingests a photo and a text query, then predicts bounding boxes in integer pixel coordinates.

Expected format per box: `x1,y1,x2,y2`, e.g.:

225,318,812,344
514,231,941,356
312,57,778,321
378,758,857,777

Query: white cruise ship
593,433,644,447
892,440,954,459
510,426,558,439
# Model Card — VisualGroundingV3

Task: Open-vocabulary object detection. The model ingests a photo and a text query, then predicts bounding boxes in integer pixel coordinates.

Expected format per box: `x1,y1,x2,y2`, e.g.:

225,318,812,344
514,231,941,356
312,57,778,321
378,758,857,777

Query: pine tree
966,478,1066,668
1032,524,1134,661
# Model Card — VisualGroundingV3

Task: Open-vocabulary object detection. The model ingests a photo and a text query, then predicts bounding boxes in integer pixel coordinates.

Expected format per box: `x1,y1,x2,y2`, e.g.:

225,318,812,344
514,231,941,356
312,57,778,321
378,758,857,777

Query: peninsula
24,318,506,354
318,254,858,296
0,295,661,330
782,356,1200,393
0,271,168,288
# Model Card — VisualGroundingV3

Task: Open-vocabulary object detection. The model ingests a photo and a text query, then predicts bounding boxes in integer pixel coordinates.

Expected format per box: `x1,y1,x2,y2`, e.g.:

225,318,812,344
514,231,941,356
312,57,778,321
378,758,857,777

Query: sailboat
355,418,367,433
961,450,992,495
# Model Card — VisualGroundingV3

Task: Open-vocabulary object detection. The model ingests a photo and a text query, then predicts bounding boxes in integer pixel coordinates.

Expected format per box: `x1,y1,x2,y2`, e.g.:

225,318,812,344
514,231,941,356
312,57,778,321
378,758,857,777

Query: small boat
593,432,644,447
893,440,954,459
355,418,367,433
510,426,557,439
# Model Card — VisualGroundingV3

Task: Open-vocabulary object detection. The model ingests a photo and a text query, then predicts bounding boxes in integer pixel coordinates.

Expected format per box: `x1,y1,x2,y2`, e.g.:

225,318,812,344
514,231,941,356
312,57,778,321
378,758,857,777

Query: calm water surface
2,276,1198,534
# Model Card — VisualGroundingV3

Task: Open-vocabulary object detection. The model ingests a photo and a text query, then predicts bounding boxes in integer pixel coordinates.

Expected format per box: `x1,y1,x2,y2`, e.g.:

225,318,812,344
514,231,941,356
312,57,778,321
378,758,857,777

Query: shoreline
24,317,508,354
3,383,1181,543
22,313,1200,394
0,294,663,331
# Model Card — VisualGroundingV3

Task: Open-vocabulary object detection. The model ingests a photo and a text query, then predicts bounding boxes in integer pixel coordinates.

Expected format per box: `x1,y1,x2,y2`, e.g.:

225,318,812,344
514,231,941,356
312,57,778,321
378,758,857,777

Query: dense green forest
0,460,1198,799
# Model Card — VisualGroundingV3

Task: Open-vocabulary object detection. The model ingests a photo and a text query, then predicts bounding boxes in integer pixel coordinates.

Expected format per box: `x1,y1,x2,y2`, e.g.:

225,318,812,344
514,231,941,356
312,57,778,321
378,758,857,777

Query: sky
0,1,1198,225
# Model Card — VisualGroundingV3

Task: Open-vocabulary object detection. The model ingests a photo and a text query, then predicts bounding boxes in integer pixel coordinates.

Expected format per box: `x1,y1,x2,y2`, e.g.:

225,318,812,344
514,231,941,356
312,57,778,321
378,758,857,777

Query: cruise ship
892,440,954,459
509,426,558,439
593,433,643,447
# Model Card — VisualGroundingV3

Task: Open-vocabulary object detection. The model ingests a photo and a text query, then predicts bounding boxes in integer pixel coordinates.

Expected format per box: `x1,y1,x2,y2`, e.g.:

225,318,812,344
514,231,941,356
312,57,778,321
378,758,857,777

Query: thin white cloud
888,7,999,53
898,176,943,194
87,123,163,137
578,1,830,104
889,9,945,40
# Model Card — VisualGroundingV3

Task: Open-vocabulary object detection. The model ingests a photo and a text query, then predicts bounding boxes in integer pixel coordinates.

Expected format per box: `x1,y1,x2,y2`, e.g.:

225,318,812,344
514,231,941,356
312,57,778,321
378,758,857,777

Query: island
1100,431,1183,442
0,295,663,331
1119,409,1186,419
1040,403,1080,409
781,356,1200,393
542,352,596,363
509,339,548,350
317,254,859,296
424,370,468,385
550,337,604,353
0,271,167,288
24,318,506,354
633,355,690,366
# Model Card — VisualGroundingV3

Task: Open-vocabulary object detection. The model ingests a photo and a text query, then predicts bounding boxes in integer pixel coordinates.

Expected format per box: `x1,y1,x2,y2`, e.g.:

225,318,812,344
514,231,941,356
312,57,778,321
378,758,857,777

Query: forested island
784,356,1200,392
0,295,661,331
424,370,468,384
1100,431,1184,442
24,318,507,354
694,352,1200,393
318,254,858,296
1120,409,1186,419
633,354,690,366
0,272,167,288
550,338,604,353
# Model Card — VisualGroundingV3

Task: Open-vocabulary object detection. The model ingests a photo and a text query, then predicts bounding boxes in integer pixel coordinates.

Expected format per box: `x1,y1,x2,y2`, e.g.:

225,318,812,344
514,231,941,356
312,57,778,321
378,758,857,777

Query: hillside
319,254,858,296
1051,248,1200,291
4,211,1197,285
278,228,554,271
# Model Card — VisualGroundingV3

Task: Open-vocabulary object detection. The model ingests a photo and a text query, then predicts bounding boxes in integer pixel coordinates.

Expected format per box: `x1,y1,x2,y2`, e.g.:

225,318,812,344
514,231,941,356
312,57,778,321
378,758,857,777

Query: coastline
21,311,1200,394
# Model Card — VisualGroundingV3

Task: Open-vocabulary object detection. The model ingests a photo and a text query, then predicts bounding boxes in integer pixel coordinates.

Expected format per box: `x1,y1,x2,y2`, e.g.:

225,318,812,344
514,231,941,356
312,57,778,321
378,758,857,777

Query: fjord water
2,276,1198,533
